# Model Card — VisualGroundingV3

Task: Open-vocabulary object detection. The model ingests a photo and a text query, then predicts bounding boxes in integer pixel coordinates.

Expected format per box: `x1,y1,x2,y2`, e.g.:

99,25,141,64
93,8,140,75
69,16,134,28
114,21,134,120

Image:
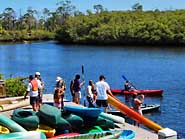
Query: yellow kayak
0,125,10,134
36,124,56,138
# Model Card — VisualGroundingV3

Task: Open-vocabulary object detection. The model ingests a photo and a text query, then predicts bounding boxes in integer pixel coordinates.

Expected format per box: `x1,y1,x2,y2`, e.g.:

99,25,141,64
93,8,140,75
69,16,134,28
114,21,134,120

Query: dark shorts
30,96,39,105
38,92,42,103
96,100,108,107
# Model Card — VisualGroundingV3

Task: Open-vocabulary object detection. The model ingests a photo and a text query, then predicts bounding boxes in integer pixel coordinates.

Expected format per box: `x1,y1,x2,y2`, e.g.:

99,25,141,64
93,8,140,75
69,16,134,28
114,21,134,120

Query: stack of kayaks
0,114,26,132
12,108,39,130
0,114,46,139
7,103,135,139
38,104,72,134
61,111,84,131
64,105,116,130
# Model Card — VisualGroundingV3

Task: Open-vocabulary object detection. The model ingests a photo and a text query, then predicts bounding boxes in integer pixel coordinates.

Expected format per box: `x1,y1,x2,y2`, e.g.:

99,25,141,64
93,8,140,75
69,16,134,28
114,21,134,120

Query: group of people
69,74,113,113
24,71,144,128
24,72,113,113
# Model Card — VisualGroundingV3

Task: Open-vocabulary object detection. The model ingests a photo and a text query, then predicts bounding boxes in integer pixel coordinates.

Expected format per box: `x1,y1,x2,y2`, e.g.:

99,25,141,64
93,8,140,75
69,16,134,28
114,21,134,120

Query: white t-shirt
27,83,38,97
95,80,110,100
27,79,42,97
86,85,93,98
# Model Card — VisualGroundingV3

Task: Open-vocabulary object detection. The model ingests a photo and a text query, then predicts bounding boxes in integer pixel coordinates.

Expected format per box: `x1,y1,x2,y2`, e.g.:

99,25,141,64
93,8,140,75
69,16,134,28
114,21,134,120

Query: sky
0,0,185,15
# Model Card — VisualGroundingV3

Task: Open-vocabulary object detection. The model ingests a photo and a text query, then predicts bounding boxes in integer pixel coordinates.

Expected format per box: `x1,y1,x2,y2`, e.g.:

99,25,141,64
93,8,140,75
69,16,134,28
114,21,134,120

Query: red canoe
111,89,163,96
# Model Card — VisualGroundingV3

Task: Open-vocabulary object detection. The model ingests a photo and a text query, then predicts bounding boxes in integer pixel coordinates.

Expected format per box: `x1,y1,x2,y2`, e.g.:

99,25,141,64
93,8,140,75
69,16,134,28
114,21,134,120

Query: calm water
0,41,185,138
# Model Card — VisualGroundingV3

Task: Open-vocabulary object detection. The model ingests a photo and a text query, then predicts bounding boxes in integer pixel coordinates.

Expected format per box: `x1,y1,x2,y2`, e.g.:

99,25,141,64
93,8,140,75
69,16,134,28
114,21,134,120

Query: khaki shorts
74,91,81,99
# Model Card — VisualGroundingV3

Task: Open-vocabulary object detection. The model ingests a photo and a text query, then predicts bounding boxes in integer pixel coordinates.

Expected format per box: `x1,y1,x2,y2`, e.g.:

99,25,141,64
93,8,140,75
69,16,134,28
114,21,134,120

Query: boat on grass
111,89,163,96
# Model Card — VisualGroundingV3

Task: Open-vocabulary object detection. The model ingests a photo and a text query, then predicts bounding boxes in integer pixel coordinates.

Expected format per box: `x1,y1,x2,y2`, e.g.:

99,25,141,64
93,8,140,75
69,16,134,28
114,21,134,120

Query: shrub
5,76,27,97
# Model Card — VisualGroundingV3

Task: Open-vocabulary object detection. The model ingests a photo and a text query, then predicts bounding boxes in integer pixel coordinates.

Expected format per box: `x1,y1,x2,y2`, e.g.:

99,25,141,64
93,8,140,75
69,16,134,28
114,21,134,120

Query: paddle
122,75,137,90
82,65,86,106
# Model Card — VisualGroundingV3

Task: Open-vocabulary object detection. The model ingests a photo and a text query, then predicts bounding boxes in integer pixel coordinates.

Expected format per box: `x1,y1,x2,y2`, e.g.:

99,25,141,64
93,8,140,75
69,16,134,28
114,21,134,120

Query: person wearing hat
24,75,42,111
35,72,44,108
54,76,66,109
95,75,113,113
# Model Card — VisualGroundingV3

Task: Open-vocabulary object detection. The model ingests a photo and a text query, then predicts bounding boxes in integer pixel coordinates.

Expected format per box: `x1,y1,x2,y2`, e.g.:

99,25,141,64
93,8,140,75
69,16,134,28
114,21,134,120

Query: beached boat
0,131,46,139
99,112,125,124
0,114,26,132
0,97,29,112
108,104,160,116
64,105,101,118
12,108,39,130
62,112,84,131
48,130,123,139
38,104,72,133
111,89,163,96
141,104,160,113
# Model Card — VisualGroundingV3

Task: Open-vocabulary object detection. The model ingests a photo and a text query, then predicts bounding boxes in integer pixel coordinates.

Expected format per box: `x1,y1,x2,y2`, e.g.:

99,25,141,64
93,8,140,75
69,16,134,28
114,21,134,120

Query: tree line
0,0,185,46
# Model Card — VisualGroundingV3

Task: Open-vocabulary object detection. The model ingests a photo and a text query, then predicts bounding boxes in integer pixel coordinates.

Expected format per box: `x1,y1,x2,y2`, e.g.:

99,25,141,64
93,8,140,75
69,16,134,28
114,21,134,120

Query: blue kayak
64,105,101,118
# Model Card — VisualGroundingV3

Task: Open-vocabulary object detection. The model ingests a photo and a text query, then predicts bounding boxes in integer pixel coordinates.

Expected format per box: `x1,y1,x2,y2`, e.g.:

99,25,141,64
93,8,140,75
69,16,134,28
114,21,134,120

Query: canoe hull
108,104,160,115
111,89,163,96
64,105,101,118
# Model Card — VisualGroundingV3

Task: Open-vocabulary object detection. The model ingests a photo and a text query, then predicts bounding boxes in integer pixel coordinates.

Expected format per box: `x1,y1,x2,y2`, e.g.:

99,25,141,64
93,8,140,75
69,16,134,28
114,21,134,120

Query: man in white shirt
95,75,113,113
24,75,42,111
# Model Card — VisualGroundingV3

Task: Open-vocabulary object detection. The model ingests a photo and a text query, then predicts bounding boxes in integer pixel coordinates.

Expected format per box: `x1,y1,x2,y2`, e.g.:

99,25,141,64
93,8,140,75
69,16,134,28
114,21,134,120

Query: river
0,41,184,138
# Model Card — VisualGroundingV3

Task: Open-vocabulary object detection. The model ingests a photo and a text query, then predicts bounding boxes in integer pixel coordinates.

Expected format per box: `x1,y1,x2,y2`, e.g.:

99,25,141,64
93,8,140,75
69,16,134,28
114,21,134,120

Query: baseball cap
56,76,62,82
35,72,40,76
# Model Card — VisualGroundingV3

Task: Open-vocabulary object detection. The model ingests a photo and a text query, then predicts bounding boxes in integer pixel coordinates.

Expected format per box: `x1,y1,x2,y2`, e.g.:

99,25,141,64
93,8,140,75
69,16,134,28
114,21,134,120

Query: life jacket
30,79,38,91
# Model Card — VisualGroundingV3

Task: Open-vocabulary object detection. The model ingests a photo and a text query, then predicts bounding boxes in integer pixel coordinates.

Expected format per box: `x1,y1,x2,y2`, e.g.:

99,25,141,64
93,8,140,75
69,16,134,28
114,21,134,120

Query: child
53,88,64,109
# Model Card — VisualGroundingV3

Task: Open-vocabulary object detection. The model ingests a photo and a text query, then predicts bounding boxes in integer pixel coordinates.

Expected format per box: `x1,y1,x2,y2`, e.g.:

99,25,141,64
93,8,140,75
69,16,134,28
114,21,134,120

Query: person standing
35,72,44,108
70,78,75,102
24,75,41,111
95,75,113,113
54,76,66,109
131,93,144,126
86,80,95,107
73,74,85,104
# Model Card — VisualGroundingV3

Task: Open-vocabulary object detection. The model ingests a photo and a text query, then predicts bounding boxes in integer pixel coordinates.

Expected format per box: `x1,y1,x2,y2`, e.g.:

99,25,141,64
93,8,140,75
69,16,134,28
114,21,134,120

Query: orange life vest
30,79,38,91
